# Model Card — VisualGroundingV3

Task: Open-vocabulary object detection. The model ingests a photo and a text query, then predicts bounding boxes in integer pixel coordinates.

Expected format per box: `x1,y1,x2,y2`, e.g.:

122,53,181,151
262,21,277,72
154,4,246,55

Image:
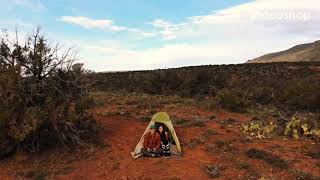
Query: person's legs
165,144,171,157
161,144,166,156
141,148,156,157
161,144,171,157
153,148,163,157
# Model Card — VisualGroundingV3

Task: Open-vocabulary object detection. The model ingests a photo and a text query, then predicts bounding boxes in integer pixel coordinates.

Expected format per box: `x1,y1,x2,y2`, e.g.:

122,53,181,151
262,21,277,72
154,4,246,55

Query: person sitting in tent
131,112,182,159
158,126,171,158
141,125,162,157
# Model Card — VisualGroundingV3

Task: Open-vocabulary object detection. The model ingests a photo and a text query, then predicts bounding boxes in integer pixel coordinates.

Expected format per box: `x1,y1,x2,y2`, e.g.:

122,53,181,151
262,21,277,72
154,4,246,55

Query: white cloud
59,16,156,38
84,45,136,56
148,19,183,40
59,16,113,29
149,0,320,41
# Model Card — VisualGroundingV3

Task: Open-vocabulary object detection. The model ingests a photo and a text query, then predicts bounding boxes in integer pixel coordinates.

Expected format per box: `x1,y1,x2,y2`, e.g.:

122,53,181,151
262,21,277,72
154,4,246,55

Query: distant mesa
247,40,320,63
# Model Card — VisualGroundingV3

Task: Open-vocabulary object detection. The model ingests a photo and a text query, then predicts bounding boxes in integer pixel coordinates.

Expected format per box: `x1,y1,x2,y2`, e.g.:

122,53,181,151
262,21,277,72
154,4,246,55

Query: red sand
0,103,319,180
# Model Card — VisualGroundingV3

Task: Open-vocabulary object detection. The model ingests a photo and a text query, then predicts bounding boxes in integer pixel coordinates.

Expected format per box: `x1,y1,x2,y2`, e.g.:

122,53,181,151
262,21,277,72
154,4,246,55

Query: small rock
206,165,221,178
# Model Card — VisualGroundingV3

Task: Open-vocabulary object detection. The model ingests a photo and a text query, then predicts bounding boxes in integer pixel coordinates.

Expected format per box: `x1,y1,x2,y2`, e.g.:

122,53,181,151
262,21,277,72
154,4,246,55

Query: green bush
282,80,320,110
216,89,250,112
0,29,96,154
249,87,275,105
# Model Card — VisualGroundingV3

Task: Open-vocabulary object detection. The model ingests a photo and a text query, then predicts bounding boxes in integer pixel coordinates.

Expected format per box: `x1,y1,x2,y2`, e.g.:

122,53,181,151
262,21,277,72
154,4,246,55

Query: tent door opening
155,122,176,145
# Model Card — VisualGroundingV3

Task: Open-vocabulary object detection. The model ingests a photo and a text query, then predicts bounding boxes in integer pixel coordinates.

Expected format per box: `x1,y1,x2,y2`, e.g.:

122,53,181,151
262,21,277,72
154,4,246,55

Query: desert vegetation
0,29,96,158
90,62,320,112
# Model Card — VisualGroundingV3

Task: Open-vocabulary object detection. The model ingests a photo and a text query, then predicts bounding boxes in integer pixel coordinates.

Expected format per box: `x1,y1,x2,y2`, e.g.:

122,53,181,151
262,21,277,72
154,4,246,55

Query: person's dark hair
159,126,169,137
156,125,163,134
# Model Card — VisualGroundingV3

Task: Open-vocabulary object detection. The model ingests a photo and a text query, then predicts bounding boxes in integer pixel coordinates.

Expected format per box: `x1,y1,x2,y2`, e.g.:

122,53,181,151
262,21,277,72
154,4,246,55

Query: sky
0,0,320,71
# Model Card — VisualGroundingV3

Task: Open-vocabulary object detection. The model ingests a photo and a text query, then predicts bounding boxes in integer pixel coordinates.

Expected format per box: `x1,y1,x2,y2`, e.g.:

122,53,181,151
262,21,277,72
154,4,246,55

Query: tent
131,112,182,159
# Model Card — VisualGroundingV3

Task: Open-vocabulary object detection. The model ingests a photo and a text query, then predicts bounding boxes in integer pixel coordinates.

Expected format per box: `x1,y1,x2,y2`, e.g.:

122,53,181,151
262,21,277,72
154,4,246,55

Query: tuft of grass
23,170,48,180
202,129,219,138
306,151,320,159
220,118,239,126
189,130,218,149
172,117,189,125
245,169,261,180
95,141,111,149
290,169,320,180
188,120,206,127
102,111,131,117
246,148,288,170
212,140,237,152
236,161,251,170
54,167,75,176
209,115,216,120
215,140,226,148
173,116,206,127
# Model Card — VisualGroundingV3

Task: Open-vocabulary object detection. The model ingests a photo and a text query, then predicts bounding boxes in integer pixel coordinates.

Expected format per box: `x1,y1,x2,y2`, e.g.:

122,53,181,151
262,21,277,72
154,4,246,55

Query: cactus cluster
241,121,277,139
241,116,320,141
285,116,320,140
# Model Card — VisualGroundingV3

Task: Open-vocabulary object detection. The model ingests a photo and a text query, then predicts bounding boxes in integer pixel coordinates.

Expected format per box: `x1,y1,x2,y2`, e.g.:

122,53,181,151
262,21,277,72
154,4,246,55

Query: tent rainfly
131,112,182,159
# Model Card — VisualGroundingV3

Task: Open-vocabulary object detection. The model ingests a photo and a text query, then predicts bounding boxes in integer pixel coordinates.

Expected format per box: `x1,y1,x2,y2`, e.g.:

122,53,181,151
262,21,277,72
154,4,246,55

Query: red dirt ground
0,95,319,180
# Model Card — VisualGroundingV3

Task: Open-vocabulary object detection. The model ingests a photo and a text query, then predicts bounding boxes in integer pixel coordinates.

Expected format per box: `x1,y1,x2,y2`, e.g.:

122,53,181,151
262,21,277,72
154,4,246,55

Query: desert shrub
160,70,183,95
0,29,96,154
216,88,250,112
90,62,320,112
24,170,48,180
172,116,189,125
282,80,320,110
220,118,239,125
249,87,275,105
188,118,206,127
306,151,320,159
172,116,206,127
246,148,288,169
142,72,162,94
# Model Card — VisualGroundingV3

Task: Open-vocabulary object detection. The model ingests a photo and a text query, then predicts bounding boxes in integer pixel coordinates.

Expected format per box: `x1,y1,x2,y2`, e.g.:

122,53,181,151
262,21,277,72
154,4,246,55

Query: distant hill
247,40,320,63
